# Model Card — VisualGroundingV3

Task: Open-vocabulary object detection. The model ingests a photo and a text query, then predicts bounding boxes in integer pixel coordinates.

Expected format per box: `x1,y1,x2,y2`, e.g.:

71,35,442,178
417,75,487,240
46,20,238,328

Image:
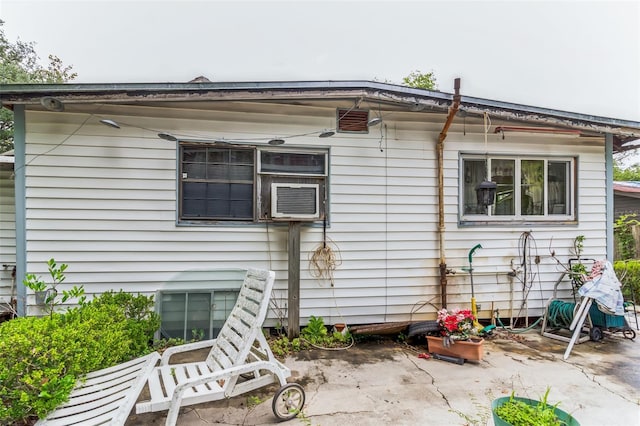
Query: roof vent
336,109,370,133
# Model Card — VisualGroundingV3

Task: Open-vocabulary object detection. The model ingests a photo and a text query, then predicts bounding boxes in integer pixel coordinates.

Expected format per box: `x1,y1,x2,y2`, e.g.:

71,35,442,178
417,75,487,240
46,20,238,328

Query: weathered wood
288,221,301,338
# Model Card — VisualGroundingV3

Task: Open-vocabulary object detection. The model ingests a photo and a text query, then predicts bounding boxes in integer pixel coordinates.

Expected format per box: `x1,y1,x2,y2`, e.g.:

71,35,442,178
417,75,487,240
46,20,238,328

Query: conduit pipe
437,78,461,308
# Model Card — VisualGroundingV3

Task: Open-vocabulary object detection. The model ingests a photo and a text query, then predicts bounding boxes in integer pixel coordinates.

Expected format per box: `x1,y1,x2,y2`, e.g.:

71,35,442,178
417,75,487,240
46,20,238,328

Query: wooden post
288,221,301,338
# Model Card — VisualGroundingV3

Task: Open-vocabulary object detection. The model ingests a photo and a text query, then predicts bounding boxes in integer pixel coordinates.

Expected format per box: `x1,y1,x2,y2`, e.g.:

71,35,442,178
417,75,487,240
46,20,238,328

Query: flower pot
492,396,580,426
333,323,347,334
35,291,48,305
426,335,484,361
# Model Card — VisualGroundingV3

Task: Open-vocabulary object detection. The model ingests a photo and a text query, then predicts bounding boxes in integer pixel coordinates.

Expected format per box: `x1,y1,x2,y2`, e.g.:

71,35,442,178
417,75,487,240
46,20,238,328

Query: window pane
260,151,326,175
229,164,254,181
184,148,207,163
521,160,544,215
186,293,211,341
183,148,207,179
207,164,229,180
212,291,239,337
463,159,488,214
207,149,228,163
160,293,186,339
183,163,206,179
492,159,515,216
548,161,568,214
232,150,254,164
180,146,255,220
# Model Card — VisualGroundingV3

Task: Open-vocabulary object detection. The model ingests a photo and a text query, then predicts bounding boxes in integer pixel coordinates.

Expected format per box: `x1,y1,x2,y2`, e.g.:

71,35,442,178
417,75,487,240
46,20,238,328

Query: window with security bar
179,144,328,224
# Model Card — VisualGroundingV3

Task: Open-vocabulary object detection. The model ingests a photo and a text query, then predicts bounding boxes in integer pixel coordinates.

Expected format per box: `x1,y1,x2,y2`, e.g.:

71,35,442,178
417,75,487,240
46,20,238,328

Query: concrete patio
126,327,640,426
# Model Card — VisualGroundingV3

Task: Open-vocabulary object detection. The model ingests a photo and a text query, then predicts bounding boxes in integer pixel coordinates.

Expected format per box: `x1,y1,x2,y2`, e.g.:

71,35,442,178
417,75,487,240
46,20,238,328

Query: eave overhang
1,80,639,147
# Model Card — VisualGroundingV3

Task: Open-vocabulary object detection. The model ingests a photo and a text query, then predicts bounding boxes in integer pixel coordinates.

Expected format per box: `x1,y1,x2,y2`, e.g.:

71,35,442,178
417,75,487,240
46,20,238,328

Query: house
0,151,16,318
614,181,640,219
1,80,639,338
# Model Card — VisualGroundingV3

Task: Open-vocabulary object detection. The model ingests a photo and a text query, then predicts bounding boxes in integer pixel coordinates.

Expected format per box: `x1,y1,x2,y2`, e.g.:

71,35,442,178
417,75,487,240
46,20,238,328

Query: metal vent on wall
337,108,369,133
271,183,320,220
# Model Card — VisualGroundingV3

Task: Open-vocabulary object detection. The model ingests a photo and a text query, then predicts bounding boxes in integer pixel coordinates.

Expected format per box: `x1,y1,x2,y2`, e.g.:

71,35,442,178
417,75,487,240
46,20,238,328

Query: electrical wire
12,112,95,176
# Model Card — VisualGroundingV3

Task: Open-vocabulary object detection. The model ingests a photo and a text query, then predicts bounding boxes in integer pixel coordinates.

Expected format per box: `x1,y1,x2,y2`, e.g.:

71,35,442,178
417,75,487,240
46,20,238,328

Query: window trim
459,153,577,225
177,142,330,225
156,288,239,341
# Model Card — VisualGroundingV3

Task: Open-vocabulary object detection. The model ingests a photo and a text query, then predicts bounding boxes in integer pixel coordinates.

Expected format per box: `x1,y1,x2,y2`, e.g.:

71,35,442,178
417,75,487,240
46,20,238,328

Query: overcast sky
1,0,639,121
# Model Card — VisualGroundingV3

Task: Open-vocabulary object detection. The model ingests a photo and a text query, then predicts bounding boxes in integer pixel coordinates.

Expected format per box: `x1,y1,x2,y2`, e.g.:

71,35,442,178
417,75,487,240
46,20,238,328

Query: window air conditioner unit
271,183,320,220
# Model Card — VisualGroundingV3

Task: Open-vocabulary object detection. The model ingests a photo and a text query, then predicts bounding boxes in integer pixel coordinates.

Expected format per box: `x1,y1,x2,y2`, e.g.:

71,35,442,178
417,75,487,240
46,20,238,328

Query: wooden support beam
287,221,301,338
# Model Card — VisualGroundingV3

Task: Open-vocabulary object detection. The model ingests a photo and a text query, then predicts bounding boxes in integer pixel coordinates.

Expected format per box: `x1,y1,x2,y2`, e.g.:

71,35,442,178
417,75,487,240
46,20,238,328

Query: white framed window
158,290,239,341
460,154,575,223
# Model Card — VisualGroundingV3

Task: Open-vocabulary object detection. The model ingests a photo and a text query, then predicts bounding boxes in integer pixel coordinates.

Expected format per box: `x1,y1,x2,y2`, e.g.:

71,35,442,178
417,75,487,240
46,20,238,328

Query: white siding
20,106,607,324
0,162,16,311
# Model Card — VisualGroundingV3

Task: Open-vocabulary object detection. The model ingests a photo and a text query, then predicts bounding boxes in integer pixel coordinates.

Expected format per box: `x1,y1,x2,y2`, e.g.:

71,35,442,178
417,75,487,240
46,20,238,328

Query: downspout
437,78,461,308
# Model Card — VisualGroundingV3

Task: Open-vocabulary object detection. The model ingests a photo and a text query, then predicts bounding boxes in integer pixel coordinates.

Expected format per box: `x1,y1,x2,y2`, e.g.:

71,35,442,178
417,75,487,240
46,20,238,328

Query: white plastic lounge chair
35,351,161,426
135,268,305,425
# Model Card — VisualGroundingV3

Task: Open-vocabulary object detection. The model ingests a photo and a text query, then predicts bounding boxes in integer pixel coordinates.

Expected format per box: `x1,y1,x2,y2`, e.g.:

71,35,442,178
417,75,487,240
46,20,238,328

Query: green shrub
614,214,639,260
301,315,328,345
614,260,640,303
0,291,160,424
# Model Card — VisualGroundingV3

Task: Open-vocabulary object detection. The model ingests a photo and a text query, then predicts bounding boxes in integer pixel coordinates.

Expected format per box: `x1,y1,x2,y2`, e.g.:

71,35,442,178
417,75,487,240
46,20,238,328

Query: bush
0,291,160,424
614,260,640,303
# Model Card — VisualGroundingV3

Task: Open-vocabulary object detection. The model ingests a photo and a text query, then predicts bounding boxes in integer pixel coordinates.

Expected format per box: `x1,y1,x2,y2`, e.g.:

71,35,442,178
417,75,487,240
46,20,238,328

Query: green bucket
492,396,580,426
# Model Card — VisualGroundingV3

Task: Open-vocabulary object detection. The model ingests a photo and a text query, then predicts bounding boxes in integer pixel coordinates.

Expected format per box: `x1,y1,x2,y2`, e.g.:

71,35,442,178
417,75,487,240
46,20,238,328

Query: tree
402,70,437,90
0,20,77,153
614,163,640,181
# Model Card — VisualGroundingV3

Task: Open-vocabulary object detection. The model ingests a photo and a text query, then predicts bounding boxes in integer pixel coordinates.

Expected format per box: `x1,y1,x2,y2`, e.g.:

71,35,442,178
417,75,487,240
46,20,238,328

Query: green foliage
613,163,640,181
0,19,77,153
23,258,85,318
402,70,438,90
246,394,265,408
191,328,205,341
614,214,639,260
153,337,187,353
300,316,352,348
494,388,562,426
614,260,640,303
301,315,328,345
22,273,46,292
0,291,159,423
271,335,303,358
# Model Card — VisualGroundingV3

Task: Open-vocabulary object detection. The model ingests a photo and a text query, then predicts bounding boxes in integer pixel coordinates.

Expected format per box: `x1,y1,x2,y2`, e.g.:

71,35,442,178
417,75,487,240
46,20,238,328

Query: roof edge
1,80,638,130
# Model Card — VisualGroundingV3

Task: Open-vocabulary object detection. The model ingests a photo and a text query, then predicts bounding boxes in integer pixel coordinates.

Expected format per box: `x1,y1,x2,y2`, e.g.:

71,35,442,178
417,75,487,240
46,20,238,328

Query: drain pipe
437,78,461,308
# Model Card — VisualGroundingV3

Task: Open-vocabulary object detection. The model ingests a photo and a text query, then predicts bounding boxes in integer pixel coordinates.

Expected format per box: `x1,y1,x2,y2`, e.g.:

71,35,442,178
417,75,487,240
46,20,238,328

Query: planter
35,291,48,305
426,335,484,361
492,396,580,426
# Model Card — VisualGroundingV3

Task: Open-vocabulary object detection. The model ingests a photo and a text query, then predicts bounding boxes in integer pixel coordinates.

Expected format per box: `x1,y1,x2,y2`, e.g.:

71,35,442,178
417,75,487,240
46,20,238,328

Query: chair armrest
160,339,217,365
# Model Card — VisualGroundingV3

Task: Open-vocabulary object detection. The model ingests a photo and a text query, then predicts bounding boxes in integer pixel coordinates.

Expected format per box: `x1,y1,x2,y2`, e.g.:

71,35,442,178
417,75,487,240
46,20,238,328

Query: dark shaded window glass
260,151,326,175
180,146,254,220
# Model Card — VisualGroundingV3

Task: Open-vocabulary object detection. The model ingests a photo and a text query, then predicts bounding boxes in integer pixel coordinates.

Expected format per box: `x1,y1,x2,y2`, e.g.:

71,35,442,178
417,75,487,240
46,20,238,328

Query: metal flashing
1,80,638,139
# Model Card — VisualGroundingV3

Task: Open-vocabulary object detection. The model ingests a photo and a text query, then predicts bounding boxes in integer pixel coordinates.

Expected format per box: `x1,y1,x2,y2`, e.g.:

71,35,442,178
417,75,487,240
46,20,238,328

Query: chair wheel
623,328,636,340
272,383,305,421
589,327,603,342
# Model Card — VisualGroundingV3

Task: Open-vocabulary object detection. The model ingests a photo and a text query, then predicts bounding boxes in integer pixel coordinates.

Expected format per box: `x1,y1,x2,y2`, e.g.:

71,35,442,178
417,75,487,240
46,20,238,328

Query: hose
545,300,577,329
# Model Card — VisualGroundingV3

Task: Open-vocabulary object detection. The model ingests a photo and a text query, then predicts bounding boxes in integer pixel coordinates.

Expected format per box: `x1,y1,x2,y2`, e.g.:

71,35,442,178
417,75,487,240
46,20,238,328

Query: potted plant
492,388,580,426
425,308,484,361
23,273,48,304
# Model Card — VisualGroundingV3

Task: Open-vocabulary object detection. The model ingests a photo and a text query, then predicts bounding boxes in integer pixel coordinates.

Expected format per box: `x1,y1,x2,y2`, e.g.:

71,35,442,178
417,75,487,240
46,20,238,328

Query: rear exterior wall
16,105,606,324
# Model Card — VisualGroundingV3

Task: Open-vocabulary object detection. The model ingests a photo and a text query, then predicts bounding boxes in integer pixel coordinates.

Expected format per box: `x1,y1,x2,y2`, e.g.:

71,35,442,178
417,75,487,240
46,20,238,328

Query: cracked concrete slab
126,330,640,425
